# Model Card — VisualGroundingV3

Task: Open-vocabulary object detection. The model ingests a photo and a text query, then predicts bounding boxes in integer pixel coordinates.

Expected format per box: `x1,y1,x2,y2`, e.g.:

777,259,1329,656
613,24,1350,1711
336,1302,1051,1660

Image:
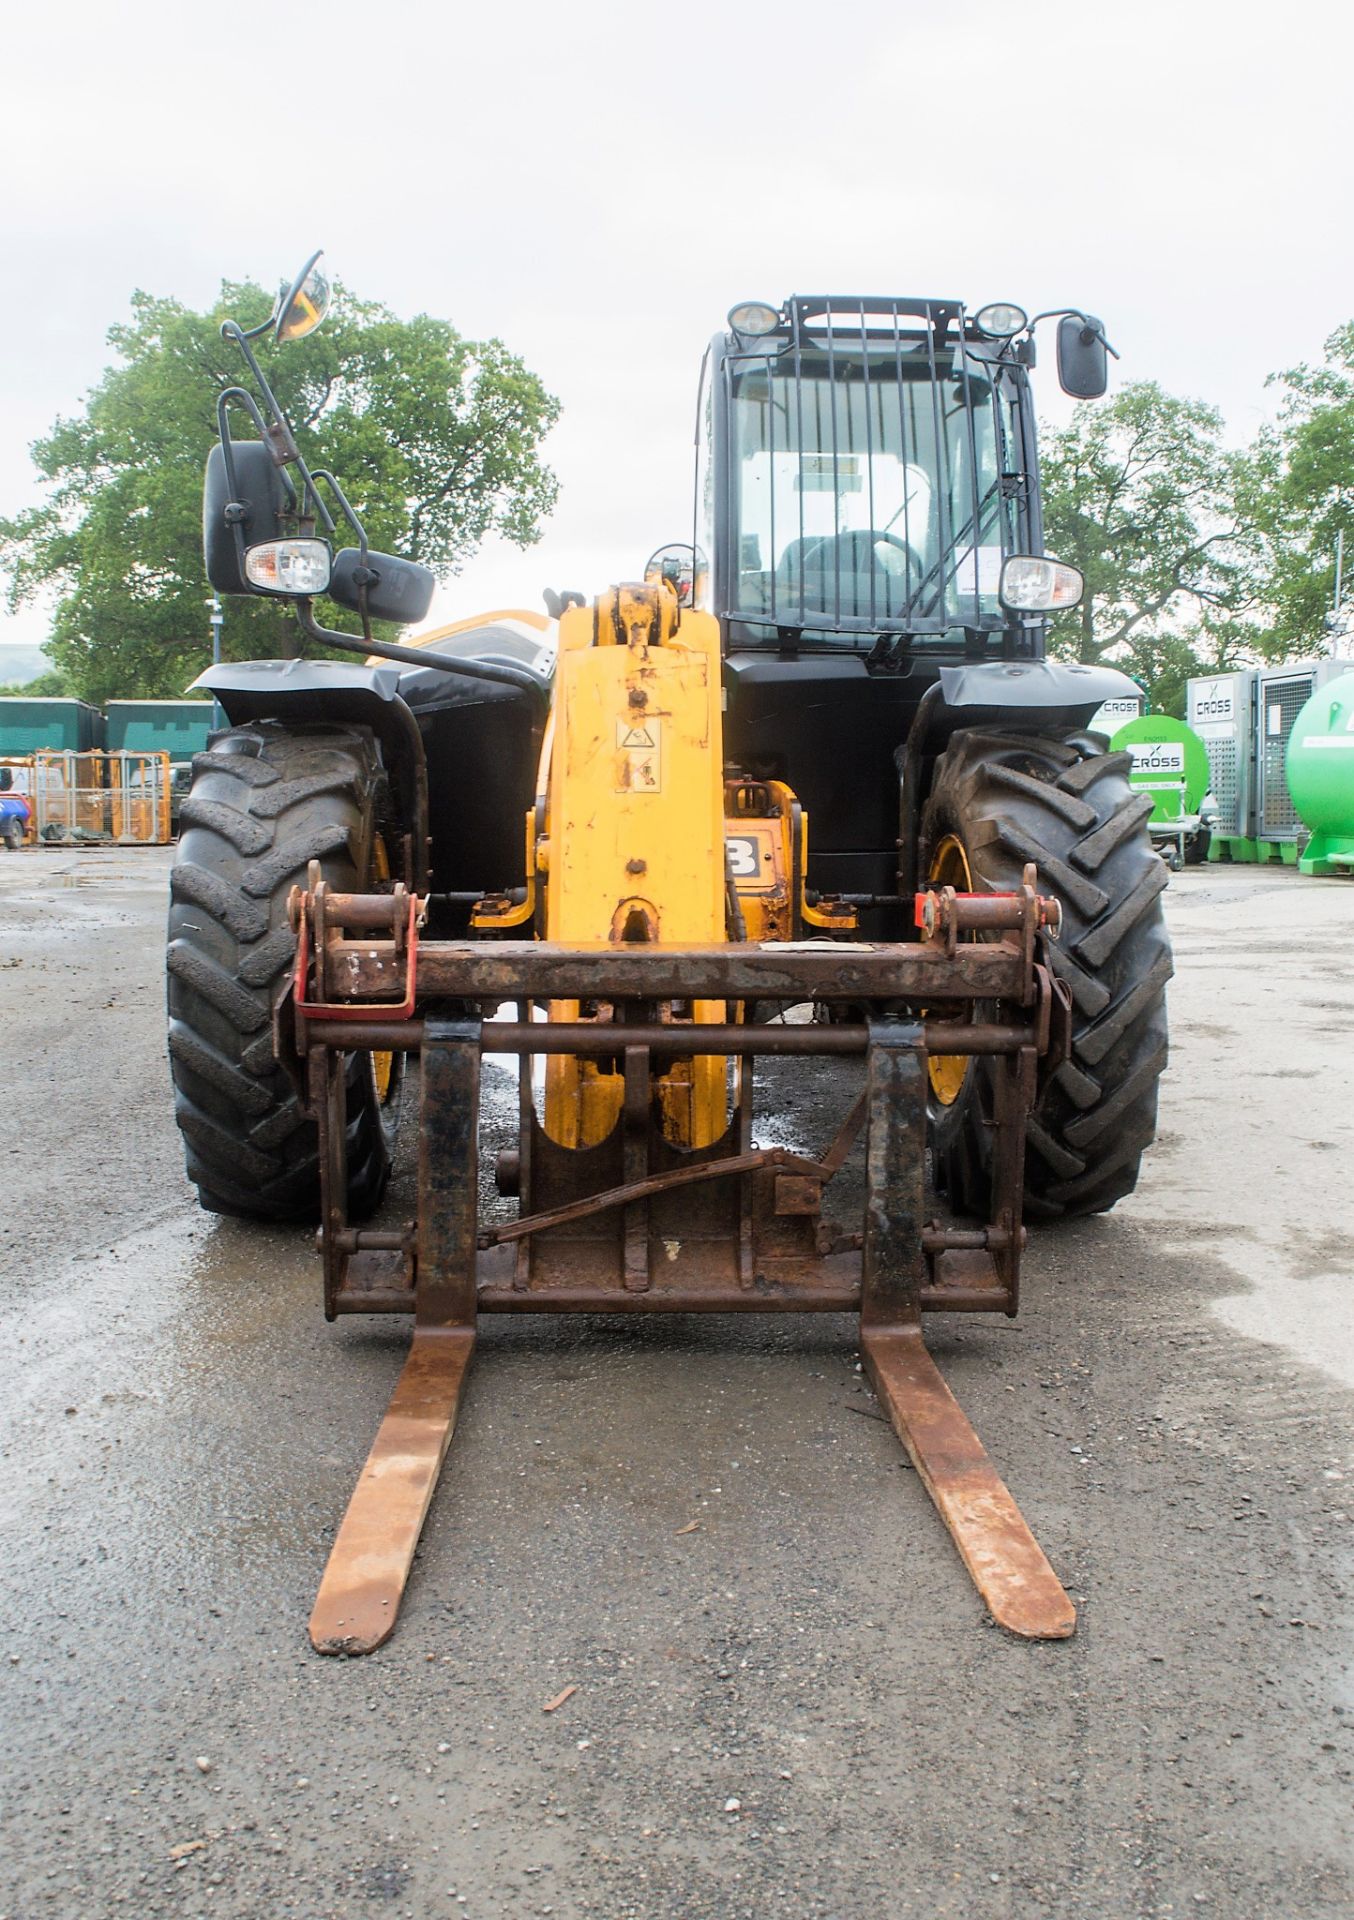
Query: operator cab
697,296,1098,661
696,295,1106,909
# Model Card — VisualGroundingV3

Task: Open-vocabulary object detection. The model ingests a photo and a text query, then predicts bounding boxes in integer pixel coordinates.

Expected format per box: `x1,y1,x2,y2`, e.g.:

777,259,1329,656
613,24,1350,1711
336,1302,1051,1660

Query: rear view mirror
330,548,436,624
1056,315,1109,399
643,542,706,608
275,250,331,344
203,441,287,595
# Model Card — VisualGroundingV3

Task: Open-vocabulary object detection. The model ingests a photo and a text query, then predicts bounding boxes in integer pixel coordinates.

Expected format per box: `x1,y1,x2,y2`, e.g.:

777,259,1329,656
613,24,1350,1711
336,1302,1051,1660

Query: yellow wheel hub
927,834,973,1107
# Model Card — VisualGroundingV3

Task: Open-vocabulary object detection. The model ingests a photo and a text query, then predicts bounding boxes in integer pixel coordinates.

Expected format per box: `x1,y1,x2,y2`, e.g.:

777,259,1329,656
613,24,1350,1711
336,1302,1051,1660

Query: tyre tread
166,721,393,1222
922,726,1172,1218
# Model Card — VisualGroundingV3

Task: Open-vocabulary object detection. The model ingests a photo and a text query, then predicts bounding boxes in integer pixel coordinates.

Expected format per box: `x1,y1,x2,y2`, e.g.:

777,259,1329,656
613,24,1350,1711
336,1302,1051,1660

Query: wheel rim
926,833,973,1107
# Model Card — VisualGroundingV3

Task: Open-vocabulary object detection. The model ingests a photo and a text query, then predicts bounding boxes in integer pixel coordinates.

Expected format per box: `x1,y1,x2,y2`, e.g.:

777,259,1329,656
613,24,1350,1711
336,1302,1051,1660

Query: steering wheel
790,529,924,611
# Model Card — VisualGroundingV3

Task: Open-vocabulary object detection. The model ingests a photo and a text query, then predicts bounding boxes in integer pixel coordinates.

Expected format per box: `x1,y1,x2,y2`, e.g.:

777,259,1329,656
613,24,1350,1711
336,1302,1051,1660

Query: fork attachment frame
295,871,1077,1651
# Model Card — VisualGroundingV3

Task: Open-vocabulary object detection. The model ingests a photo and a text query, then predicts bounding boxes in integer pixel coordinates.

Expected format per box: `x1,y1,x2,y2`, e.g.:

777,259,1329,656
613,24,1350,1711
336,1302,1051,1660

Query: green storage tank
1286,669,1354,876
1109,714,1212,868
0,696,105,755
1109,714,1210,816
104,700,215,762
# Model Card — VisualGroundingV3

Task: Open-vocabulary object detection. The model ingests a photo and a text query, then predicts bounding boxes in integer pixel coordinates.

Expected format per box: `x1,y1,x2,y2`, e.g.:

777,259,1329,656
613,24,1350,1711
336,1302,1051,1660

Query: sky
3,0,1351,663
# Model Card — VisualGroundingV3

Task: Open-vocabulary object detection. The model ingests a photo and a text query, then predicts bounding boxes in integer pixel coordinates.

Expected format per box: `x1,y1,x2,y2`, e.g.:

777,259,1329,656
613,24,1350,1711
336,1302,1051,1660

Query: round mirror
644,542,708,609
275,250,331,344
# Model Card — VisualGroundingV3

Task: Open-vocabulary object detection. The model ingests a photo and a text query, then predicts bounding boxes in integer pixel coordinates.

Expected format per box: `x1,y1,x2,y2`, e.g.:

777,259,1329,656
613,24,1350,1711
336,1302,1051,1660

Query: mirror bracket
264,419,303,469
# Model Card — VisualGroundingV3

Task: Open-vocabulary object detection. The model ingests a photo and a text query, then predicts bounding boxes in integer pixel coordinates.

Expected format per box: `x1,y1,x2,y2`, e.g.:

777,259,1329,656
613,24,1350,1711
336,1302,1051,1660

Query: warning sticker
616,717,661,792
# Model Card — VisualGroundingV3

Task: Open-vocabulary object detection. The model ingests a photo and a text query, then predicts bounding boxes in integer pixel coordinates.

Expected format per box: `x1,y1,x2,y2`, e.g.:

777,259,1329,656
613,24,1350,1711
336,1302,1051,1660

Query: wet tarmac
1,847,1351,1919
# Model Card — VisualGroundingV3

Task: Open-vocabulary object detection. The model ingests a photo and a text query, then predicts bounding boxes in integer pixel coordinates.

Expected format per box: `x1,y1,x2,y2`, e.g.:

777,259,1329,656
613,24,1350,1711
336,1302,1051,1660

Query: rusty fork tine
308,1328,475,1656
861,1326,1076,1641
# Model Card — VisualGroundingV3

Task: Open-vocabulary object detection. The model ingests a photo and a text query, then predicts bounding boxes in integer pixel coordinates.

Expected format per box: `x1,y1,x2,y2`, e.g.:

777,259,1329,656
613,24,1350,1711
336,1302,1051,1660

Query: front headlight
999,554,1084,613
244,538,333,596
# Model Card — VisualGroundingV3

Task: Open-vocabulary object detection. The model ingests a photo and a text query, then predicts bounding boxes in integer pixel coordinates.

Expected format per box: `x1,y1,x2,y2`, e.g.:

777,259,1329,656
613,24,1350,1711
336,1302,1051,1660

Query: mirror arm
219,320,335,534
216,388,302,583
309,470,368,558
216,389,301,512
308,475,402,650
1026,309,1120,360
292,601,550,710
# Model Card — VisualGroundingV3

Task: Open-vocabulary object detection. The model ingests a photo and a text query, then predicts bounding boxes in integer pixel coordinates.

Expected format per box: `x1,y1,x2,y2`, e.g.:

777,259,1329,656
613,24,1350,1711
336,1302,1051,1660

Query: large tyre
921,727,1172,1218
167,722,399,1221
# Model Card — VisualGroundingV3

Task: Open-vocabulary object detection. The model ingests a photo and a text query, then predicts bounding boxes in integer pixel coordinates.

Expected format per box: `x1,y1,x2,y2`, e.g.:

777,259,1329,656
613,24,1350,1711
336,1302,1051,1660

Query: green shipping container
104,700,215,762
0,697,106,755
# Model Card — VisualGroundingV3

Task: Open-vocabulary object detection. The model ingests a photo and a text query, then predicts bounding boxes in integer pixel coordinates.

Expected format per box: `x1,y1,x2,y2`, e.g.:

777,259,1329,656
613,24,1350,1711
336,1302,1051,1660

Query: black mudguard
192,660,429,886
898,659,1147,897
933,659,1142,735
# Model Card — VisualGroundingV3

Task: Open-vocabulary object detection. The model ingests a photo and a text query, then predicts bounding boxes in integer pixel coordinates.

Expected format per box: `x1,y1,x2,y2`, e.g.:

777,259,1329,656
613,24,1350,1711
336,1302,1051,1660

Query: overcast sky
3,0,1351,657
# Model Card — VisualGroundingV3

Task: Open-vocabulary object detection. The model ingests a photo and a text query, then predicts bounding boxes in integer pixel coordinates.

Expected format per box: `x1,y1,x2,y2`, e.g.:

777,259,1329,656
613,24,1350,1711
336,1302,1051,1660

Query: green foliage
1247,322,1354,657
0,666,70,698
1039,381,1262,712
0,280,560,705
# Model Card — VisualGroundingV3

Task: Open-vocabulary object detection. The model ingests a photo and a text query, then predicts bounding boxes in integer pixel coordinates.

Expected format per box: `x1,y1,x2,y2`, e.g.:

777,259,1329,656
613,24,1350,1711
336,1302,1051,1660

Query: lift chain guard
298,864,1078,1652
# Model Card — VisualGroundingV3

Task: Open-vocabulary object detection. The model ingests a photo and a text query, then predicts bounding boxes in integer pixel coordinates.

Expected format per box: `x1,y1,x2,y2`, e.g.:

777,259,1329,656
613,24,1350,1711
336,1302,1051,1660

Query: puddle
0,850,173,896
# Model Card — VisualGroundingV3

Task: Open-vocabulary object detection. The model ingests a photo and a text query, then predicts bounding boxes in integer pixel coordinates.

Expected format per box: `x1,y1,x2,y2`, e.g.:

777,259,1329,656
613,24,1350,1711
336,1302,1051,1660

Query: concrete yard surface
0,847,1351,1919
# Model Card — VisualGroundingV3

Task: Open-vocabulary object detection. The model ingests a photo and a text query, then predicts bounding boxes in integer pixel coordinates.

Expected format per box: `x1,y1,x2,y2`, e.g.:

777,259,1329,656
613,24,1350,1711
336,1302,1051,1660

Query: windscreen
726,339,1021,643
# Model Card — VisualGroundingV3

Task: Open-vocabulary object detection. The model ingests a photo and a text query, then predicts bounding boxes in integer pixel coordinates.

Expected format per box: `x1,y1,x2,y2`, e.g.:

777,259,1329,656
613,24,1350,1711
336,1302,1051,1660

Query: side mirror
1056,314,1109,399
644,542,704,608
330,548,436,624
275,250,331,344
203,441,287,595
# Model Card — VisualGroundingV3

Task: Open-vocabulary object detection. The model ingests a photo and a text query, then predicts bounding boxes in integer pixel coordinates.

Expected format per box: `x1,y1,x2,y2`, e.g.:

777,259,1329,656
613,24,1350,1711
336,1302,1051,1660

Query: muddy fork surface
309,1327,476,1654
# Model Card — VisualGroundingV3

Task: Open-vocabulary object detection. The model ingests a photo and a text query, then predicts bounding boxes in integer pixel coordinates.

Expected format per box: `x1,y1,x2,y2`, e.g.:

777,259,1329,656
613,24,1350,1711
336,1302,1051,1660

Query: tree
0,666,70,698
0,280,560,705
1246,322,1354,657
1039,381,1260,711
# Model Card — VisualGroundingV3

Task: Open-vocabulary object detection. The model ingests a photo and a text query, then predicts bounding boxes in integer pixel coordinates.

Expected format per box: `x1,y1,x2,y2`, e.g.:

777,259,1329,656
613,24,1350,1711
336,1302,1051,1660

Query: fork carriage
287,866,1078,1653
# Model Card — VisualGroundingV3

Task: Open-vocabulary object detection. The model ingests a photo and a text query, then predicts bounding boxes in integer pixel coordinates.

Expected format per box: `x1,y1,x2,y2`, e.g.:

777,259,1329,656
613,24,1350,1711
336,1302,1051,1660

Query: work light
975,302,1028,339
244,538,333,596
727,301,781,337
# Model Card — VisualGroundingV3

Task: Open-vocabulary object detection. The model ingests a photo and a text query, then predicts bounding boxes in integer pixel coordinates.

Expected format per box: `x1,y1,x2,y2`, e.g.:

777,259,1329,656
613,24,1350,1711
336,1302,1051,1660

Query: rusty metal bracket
294,884,420,1023
478,1144,829,1249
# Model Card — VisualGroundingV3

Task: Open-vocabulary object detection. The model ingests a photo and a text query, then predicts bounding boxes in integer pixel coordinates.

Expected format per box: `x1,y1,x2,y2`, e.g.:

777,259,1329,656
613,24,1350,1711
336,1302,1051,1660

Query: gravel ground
0,847,1351,1920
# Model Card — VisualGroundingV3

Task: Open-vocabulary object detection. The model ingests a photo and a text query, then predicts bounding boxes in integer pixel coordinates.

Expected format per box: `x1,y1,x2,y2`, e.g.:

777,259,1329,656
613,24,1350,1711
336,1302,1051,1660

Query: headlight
727,300,781,337
244,538,333,596
999,554,1084,613
975,302,1028,339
